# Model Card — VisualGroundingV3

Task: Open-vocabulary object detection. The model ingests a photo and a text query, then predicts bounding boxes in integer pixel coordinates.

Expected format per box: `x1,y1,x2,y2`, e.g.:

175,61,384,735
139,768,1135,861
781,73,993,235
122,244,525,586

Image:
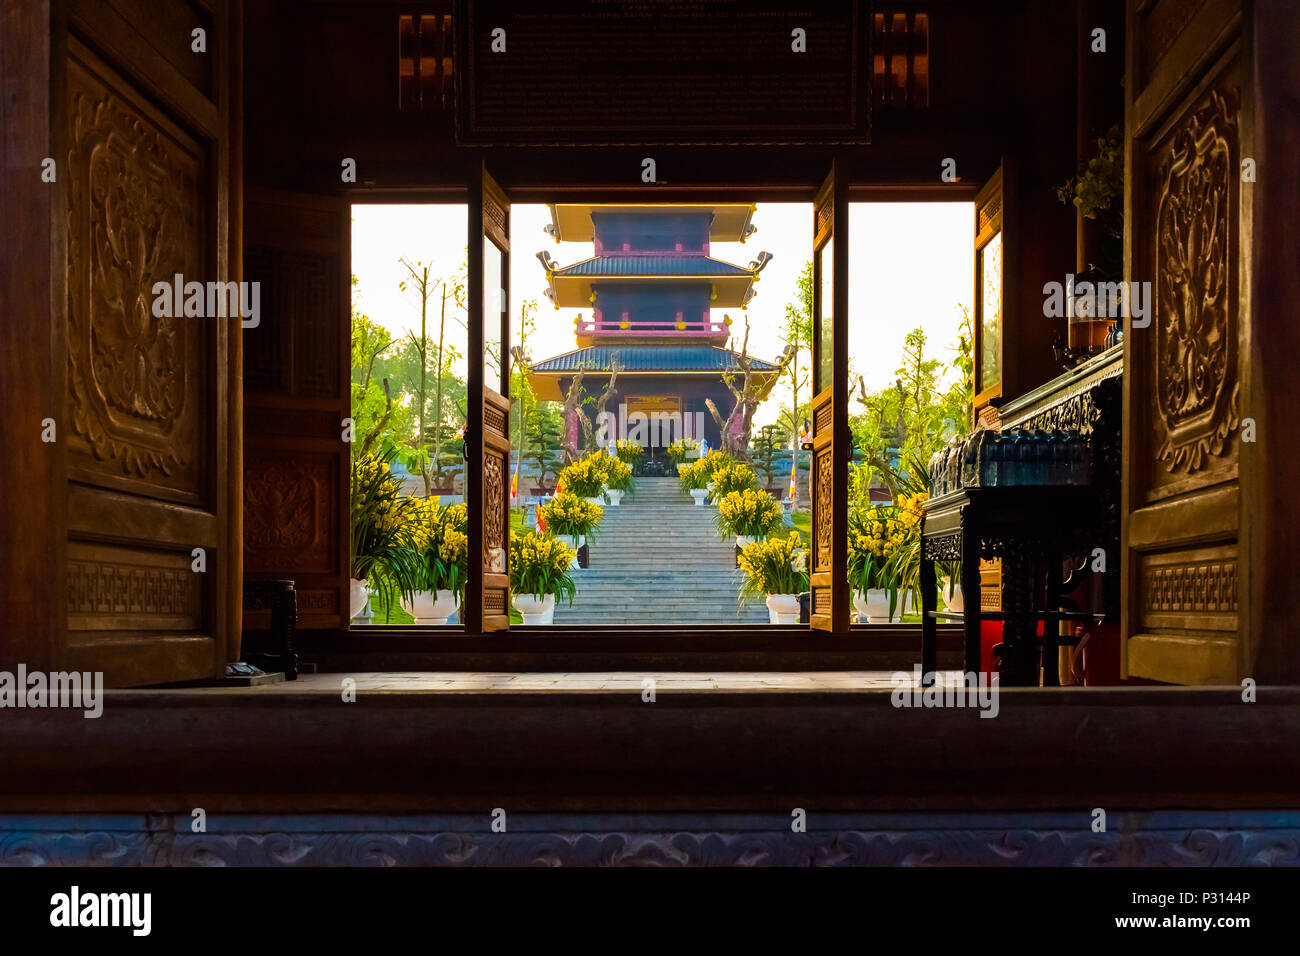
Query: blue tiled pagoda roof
553,256,754,278
530,345,780,374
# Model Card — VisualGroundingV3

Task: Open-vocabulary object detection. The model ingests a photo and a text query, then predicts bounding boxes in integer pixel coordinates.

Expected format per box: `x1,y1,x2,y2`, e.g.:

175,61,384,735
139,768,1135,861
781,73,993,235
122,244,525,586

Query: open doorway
348,200,819,627
846,201,975,626
347,199,972,630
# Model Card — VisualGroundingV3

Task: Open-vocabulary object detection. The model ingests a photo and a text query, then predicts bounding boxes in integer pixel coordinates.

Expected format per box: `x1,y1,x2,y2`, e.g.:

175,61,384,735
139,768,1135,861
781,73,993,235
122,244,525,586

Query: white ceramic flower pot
402,588,458,625
513,593,556,625
689,488,709,506
854,588,899,624
940,579,965,613
606,488,623,507
349,578,370,621
765,592,801,624
735,534,758,549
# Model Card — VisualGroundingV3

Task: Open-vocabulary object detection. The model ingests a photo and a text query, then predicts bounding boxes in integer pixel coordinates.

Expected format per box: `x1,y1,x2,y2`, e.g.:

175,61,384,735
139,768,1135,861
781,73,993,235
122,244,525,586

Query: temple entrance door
808,162,849,632
465,165,512,632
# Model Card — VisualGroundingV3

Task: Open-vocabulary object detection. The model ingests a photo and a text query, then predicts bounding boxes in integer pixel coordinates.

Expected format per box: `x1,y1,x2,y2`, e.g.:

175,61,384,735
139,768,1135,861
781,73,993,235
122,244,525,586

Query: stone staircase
552,477,771,625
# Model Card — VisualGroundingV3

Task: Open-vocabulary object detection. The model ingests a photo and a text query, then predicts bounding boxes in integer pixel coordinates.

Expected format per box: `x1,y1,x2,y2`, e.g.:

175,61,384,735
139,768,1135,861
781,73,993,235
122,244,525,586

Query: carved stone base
2,811,1296,866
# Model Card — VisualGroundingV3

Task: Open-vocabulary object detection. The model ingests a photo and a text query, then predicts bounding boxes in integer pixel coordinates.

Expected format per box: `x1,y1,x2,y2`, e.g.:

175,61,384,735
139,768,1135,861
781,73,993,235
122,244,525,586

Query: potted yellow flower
538,491,603,567
602,454,635,505
558,453,609,504
708,461,756,503
614,439,644,475
349,450,420,622
715,488,785,565
738,532,809,624
678,457,712,505
666,438,700,466
509,530,577,624
401,500,468,624
848,504,907,623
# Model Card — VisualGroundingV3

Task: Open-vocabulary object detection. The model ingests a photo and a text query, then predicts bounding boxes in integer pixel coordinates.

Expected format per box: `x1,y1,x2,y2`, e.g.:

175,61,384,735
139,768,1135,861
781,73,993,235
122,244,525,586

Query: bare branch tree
704,315,794,458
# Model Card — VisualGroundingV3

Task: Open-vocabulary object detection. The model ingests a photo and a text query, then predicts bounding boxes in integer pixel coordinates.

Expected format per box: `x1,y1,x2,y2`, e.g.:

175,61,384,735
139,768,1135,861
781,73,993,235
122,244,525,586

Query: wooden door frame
465,163,512,632
338,174,969,643
808,159,850,632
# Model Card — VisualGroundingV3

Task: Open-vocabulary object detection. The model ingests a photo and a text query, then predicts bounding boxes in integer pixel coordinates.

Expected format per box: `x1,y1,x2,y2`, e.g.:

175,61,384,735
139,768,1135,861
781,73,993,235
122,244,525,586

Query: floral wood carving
483,452,506,567
1154,88,1239,473
65,61,204,489
814,448,833,572
244,457,333,572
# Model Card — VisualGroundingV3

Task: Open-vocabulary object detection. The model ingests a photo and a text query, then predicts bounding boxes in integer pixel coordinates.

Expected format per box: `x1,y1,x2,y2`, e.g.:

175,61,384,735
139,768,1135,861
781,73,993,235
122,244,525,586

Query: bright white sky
352,202,973,425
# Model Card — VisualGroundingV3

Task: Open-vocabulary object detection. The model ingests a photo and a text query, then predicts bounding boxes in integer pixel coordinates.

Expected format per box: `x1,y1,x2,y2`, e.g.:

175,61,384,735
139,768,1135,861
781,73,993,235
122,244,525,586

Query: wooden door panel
1122,0,1246,683
467,166,512,633
809,163,848,632
482,391,512,631
64,47,211,505
58,7,234,686
242,190,350,632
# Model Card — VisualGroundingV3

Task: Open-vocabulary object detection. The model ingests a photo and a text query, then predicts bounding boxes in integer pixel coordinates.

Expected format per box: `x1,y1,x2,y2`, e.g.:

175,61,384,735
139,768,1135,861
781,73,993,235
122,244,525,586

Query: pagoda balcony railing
579,317,731,338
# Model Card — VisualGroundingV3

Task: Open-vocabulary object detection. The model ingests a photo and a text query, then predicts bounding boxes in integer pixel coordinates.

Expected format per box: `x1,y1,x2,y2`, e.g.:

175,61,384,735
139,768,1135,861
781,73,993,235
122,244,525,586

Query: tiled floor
171,670,969,694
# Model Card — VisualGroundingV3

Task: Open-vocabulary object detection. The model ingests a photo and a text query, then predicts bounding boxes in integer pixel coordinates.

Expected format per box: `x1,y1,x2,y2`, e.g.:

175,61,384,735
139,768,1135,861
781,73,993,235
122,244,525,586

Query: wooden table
920,485,1101,686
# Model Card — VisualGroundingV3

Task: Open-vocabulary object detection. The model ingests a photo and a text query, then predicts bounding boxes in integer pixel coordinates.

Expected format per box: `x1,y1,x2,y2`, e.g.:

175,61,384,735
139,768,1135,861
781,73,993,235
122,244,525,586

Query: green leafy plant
750,424,783,490
349,449,420,611
509,530,578,604
1056,124,1124,239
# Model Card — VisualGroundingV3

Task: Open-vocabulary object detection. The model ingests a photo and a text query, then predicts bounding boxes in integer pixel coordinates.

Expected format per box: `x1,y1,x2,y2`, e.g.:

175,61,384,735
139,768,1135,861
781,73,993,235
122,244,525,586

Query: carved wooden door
465,166,512,632
242,190,351,634
808,163,849,632
1121,0,1252,682
54,1,238,684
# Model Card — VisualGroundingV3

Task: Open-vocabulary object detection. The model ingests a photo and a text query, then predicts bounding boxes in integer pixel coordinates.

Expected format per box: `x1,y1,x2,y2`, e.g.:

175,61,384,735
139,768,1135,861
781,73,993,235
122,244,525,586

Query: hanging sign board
455,0,870,146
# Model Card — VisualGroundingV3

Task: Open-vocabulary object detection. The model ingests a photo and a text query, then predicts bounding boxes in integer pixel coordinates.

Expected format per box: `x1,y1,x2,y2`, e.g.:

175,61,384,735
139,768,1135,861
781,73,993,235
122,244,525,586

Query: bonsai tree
750,424,782,490
525,404,563,492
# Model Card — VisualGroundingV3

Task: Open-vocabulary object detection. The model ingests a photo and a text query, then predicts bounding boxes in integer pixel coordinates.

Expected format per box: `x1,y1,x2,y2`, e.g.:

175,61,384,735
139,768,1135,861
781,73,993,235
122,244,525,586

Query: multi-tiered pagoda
528,203,781,461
